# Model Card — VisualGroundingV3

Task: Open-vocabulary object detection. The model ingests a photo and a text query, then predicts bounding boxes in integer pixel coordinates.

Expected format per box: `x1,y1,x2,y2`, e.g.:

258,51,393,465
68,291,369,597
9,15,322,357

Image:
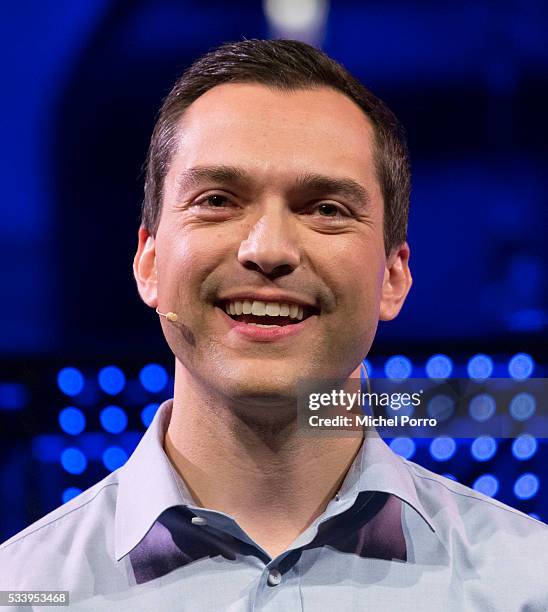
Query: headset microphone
360,361,372,396
155,307,179,322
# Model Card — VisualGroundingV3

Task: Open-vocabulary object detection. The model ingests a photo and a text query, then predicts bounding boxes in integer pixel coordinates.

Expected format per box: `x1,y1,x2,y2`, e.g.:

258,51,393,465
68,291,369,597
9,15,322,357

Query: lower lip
217,307,316,341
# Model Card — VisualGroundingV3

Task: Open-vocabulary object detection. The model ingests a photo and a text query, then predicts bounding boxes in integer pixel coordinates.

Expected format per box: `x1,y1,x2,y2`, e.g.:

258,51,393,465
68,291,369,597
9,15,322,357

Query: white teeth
224,299,308,321
249,323,280,328
242,300,252,314
251,301,266,316
265,302,281,316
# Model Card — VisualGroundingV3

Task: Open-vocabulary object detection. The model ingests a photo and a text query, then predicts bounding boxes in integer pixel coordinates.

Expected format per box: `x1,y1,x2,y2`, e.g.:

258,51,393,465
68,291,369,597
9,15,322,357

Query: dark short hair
142,38,411,256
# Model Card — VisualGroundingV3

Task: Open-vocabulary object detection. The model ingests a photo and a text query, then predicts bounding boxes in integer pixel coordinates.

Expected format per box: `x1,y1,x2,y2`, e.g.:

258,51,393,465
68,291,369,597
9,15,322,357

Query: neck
163,360,364,557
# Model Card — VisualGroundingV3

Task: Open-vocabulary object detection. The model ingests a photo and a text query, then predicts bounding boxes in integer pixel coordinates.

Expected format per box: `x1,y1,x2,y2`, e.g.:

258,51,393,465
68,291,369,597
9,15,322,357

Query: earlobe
379,242,412,321
133,227,159,308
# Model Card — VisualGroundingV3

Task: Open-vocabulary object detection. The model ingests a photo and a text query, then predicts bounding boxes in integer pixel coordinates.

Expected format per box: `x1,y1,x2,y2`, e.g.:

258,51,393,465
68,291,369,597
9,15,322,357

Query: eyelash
193,194,352,220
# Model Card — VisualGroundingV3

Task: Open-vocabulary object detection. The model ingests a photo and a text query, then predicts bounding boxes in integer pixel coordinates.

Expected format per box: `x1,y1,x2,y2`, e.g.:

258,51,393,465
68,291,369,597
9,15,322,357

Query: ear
379,241,412,321
133,226,158,308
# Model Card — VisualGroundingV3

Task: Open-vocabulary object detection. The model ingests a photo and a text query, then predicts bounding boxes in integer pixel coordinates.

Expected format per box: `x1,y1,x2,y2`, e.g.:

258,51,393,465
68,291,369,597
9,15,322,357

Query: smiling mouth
215,300,320,327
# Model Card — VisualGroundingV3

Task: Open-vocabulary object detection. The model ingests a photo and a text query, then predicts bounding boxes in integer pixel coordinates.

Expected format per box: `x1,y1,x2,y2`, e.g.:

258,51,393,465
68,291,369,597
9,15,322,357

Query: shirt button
191,516,207,526
335,493,341,502
267,569,282,586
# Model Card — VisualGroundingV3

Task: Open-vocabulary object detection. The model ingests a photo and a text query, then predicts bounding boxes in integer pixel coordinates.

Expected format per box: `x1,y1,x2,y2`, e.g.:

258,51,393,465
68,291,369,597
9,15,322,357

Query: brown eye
315,202,350,218
317,203,339,216
206,194,228,207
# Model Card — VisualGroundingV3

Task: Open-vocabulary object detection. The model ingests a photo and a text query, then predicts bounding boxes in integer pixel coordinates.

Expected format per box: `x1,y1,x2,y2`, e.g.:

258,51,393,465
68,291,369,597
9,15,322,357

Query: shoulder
0,472,120,590
402,457,548,558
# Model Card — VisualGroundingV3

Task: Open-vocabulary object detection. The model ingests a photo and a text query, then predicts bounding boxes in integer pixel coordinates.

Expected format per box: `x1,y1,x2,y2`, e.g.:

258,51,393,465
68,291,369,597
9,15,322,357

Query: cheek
321,242,384,309
156,230,226,303
317,241,385,360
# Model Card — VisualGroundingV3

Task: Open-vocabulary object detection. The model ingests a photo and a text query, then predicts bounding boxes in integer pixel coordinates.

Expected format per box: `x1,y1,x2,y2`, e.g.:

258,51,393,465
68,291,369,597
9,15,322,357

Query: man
1,39,546,611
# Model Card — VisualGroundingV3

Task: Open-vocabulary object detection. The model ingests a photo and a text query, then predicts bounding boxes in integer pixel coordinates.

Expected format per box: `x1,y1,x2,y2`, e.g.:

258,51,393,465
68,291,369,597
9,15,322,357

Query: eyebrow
175,165,372,210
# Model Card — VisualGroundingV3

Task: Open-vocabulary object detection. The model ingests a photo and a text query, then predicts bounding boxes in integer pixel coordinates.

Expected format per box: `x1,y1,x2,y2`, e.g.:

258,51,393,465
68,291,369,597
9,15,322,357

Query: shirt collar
115,398,193,562
115,399,436,561
336,427,436,533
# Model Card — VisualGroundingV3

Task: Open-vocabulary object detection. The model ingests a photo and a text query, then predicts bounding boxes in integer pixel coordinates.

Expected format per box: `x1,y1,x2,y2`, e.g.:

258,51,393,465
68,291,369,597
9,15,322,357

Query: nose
237,206,301,277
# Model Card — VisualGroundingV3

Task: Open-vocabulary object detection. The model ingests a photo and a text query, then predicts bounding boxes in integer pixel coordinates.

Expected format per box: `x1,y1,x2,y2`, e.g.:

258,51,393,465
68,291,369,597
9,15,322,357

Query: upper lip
216,291,317,309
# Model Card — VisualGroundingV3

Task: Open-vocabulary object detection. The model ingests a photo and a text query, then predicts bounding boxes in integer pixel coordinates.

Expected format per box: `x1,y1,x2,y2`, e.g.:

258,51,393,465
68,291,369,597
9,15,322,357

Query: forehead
168,82,379,196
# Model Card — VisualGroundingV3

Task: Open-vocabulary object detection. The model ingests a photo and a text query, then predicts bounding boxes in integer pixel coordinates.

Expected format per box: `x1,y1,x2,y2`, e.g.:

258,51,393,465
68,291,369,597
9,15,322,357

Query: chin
220,371,301,404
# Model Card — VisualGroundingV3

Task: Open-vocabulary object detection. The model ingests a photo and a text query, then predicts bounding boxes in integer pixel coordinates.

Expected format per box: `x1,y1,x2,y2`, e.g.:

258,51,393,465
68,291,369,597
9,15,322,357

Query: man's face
134,83,411,403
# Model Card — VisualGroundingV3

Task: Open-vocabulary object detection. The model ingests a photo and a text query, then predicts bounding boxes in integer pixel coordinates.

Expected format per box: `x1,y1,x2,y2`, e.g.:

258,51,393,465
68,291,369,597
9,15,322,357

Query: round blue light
471,436,498,462
509,393,536,421
427,394,455,421
384,392,415,417
508,353,535,379
141,402,160,427
514,473,539,500
102,446,128,472
384,355,412,380
98,366,126,395
60,447,87,474
99,405,128,434
139,363,168,393
362,359,373,377
442,473,457,481
390,399,415,418
512,434,538,460
467,354,494,380
389,437,416,459
62,487,82,504
425,354,453,379
57,367,84,397
58,407,86,435
473,474,499,497
469,394,497,422
429,436,457,461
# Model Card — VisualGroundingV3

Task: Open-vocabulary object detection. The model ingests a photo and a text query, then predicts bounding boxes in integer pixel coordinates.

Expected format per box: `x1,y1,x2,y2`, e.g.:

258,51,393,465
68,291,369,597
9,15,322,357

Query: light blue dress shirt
1,398,547,611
